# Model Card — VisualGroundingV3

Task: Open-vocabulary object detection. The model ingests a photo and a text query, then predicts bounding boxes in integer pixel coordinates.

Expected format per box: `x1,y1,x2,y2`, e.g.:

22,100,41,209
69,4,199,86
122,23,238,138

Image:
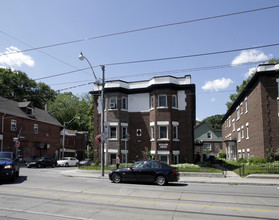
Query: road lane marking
1,187,279,214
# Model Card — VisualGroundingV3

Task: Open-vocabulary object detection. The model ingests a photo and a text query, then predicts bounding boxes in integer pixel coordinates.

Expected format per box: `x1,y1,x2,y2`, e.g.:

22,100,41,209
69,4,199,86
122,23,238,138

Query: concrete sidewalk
60,169,279,186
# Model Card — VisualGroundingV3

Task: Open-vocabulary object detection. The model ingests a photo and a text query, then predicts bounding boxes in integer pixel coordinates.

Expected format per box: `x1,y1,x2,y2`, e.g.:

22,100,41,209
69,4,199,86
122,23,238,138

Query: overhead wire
0,4,279,56
33,42,279,81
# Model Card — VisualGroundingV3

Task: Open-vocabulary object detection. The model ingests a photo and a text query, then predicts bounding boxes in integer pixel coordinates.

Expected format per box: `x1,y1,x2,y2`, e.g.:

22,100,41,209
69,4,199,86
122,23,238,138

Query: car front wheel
112,173,122,183
155,175,167,186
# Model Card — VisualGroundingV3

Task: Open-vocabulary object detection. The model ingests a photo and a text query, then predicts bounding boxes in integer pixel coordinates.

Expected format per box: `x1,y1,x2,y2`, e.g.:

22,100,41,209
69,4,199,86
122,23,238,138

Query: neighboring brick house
60,129,89,160
222,63,279,160
0,96,62,161
92,75,196,165
194,122,222,156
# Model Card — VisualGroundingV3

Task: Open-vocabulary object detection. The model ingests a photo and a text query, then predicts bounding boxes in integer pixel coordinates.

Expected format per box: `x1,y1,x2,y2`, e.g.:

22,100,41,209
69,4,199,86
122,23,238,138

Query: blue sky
1,0,278,121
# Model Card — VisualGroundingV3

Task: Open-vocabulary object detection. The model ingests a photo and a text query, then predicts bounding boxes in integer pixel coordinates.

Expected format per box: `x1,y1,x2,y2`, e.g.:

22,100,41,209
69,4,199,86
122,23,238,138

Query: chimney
45,103,48,111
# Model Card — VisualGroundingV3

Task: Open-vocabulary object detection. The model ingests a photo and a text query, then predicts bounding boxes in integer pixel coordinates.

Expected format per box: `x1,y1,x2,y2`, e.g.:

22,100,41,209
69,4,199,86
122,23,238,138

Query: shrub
249,157,266,165
237,158,248,164
218,150,226,159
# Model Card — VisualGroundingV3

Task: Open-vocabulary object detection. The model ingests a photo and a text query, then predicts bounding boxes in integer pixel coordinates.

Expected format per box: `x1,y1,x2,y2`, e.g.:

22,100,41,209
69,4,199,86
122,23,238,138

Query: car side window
151,162,161,169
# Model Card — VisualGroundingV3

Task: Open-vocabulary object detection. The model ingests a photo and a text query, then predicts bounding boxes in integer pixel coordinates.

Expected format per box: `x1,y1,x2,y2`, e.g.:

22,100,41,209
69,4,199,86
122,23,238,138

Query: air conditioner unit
110,103,116,109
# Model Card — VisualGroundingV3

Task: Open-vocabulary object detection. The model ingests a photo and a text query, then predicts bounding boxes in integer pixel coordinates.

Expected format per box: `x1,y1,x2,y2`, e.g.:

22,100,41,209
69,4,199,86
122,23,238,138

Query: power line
33,42,279,81
1,5,278,56
55,60,265,92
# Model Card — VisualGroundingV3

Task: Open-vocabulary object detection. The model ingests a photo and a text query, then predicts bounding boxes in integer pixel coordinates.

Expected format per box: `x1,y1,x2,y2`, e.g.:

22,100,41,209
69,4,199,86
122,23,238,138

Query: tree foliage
48,92,91,131
202,114,224,130
0,68,56,108
226,58,279,110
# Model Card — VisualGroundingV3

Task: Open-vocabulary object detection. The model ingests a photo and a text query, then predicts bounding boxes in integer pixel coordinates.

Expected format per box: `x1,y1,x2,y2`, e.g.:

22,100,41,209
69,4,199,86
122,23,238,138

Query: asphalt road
0,167,279,220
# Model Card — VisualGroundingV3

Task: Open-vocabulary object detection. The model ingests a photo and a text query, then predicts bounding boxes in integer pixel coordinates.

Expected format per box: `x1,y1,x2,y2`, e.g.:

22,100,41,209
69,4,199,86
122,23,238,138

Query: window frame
158,95,167,108
109,126,117,139
121,97,128,110
172,95,178,108
109,97,117,109
158,125,168,140
11,120,17,131
34,124,39,134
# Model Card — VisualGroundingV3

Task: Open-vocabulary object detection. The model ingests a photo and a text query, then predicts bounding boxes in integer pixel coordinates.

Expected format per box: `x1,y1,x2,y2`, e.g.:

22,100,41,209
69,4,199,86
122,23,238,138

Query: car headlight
4,165,13,169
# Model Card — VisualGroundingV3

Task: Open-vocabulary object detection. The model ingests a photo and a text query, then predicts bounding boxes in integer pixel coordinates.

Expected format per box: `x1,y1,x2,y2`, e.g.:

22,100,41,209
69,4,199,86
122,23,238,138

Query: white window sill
109,138,118,141
157,107,168,109
150,139,155,142
158,138,169,141
121,109,128,111
172,138,180,142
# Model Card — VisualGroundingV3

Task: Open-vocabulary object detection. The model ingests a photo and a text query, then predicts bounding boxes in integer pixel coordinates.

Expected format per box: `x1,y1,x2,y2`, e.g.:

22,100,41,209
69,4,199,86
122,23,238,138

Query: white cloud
0,46,35,67
211,98,216,102
202,78,233,91
231,49,272,66
244,67,256,78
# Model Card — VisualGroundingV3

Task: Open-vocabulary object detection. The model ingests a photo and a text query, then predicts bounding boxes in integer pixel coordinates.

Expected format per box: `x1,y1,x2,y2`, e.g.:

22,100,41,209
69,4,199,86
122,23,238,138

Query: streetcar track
1,185,279,209
0,193,278,220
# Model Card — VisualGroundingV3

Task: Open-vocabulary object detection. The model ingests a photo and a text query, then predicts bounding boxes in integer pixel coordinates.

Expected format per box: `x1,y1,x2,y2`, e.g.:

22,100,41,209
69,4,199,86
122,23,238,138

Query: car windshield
62,158,70,160
0,152,13,160
130,161,145,168
35,157,43,161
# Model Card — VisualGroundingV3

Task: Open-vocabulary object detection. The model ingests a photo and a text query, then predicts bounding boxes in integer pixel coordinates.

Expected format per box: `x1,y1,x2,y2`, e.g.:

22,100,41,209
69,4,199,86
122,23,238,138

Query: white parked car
57,157,79,167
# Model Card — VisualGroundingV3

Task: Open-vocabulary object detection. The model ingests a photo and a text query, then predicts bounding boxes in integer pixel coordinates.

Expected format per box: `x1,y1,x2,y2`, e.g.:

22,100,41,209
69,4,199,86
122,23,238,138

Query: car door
127,161,144,182
140,161,157,182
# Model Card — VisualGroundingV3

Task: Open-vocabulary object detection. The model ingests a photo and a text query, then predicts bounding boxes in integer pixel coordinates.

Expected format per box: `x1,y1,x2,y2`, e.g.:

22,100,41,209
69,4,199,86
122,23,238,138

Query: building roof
0,96,62,127
194,121,222,142
222,63,279,123
91,75,194,94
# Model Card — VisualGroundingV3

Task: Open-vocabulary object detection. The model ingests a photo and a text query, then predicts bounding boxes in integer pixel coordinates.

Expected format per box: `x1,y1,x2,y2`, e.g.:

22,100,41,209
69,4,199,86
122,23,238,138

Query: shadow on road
0,175,27,185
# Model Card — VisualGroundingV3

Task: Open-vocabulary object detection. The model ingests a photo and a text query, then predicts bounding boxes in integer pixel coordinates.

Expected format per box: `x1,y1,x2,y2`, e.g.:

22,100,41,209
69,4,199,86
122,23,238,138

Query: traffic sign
15,141,20,148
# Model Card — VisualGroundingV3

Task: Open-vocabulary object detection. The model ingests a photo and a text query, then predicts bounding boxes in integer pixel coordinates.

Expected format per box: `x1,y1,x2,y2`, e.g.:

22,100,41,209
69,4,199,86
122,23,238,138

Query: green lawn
79,162,222,173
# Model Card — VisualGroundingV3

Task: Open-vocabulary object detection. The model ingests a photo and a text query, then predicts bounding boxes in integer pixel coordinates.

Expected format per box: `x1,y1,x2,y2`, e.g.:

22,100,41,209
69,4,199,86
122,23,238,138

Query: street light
79,52,105,177
62,116,80,159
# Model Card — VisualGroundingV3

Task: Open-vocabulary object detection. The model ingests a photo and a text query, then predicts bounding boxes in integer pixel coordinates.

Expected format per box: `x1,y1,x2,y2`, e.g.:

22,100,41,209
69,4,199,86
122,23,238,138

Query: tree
0,68,56,108
226,58,279,109
202,114,224,130
48,92,91,131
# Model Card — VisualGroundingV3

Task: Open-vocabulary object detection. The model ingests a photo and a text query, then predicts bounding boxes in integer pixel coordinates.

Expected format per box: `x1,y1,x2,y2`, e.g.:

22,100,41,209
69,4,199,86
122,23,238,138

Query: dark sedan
109,160,180,186
26,157,57,168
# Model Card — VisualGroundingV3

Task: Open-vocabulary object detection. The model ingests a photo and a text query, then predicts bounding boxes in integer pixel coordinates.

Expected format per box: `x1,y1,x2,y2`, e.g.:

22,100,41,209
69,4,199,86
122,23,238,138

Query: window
109,97,117,109
229,116,231,127
173,154,179,164
109,127,117,139
158,95,167,107
240,102,243,115
159,126,168,139
236,106,240,120
122,97,127,110
246,123,249,139
150,126,155,140
172,95,177,108
232,119,235,132
241,126,244,139
207,132,212,139
173,125,178,140
149,96,154,109
11,120,17,131
34,124,39,134
203,143,212,151
121,126,128,139
237,128,241,142
245,97,248,113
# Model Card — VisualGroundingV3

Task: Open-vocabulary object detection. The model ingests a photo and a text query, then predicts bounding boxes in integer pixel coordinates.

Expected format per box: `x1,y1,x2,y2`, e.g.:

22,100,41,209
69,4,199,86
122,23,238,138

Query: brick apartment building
92,75,196,165
0,96,62,161
60,129,89,160
222,63,279,160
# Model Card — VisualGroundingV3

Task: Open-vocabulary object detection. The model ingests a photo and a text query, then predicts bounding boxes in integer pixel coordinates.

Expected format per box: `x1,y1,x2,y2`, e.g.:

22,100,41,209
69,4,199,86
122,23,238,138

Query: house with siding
92,75,196,165
0,96,62,161
222,63,279,160
194,122,222,156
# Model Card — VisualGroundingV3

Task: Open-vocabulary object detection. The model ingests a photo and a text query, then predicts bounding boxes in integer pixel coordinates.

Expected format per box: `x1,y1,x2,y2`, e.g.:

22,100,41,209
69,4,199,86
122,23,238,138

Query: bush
237,158,248,164
249,157,267,165
218,151,226,159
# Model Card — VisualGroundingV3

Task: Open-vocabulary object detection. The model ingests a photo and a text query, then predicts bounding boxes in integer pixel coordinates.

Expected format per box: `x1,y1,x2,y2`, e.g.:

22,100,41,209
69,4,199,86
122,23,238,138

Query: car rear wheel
65,163,69,167
52,163,56,168
37,164,42,168
112,173,122,183
155,175,167,186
